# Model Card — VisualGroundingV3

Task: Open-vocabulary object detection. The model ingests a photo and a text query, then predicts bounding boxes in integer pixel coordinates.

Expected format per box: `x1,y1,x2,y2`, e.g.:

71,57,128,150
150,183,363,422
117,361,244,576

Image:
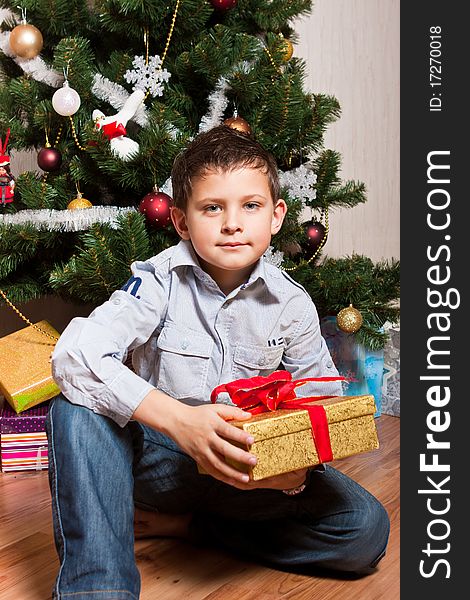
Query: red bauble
139,189,173,228
300,220,327,258
210,0,237,10
37,147,62,171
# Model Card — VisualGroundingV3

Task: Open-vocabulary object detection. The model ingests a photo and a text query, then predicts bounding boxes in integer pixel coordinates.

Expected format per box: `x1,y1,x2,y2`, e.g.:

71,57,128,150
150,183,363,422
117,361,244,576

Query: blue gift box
320,316,384,417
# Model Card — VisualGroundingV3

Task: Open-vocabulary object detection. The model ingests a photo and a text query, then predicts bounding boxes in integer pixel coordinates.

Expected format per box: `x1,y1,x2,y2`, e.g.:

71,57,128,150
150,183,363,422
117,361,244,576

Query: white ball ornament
52,82,81,116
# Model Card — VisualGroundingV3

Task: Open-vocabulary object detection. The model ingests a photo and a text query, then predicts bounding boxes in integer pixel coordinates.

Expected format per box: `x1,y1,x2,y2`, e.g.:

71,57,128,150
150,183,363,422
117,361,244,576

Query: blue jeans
46,395,390,600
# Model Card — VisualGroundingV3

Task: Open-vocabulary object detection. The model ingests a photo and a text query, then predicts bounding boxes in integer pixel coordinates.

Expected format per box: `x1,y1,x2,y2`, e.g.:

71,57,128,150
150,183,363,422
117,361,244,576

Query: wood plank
0,415,400,600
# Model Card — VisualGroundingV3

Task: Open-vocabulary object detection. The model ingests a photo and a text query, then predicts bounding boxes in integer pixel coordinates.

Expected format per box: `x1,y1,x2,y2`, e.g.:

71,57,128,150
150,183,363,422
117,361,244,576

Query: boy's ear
170,206,190,240
271,199,288,235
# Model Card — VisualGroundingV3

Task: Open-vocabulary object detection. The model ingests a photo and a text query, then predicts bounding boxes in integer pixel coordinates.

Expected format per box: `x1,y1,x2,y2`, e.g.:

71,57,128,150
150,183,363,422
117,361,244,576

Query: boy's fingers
211,436,257,467
213,404,252,421
217,419,255,448
203,451,251,485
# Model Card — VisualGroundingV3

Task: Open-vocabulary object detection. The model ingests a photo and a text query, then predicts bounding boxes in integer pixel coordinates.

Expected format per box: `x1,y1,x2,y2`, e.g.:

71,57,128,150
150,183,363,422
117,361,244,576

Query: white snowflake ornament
278,162,318,206
263,246,284,268
124,55,171,97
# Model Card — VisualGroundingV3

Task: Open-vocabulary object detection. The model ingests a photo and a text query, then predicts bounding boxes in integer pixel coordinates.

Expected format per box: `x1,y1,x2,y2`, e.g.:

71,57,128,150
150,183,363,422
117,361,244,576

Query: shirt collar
169,240,269,289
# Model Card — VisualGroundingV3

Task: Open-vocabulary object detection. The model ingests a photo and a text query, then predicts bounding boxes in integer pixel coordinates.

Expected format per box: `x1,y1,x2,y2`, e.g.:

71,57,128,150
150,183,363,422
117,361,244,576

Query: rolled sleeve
52,260,168,426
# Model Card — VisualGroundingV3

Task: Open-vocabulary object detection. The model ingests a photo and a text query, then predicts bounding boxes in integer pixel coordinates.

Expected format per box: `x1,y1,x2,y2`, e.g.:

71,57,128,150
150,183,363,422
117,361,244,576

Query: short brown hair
171,125,280,209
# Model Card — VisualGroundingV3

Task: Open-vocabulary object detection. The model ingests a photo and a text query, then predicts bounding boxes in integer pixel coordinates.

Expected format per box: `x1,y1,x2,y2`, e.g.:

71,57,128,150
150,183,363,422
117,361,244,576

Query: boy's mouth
218,242,247,247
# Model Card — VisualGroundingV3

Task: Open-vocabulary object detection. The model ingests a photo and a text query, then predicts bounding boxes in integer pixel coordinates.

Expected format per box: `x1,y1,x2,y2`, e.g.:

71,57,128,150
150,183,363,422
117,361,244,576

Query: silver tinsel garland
0,207,136,231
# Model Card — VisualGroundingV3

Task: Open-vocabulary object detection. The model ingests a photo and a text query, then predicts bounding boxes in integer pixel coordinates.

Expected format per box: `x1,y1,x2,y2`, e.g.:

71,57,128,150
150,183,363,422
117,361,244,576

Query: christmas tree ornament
280,37,294,62
0,128,15,206
52,81,81,116
224,110,251,135
337,304,363,334
139,187,173,228
67,192,93,210
210,0,237,10
93,89,145,161
300,220,327,258
278,162,318,205
37,146,62,172
9,9,43,59
124,55,171,98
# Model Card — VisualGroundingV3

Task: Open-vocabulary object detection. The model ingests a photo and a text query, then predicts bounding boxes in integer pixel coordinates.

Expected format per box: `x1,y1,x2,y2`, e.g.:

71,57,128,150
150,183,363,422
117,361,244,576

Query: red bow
98,121,127,140
211,370,345,463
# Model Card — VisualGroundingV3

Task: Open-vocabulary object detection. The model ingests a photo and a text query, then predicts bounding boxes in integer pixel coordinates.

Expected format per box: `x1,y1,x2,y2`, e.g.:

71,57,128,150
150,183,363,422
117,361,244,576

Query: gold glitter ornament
224,113,252,135
336,304,363,333
67,192,93,210
280,38,294,62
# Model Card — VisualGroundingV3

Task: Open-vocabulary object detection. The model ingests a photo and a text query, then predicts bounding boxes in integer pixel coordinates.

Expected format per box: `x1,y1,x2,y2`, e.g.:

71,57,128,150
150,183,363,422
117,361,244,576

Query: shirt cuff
107,369,156,427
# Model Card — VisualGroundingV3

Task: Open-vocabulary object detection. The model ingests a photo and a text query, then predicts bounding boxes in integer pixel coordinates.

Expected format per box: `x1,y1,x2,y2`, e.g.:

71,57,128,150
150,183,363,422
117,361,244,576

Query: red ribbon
98,121,127,140
0,127,10,156
211,370,345,463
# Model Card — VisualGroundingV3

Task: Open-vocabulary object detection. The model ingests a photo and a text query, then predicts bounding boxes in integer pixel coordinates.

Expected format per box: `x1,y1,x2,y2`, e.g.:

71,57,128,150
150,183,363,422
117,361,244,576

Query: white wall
295,0,400,261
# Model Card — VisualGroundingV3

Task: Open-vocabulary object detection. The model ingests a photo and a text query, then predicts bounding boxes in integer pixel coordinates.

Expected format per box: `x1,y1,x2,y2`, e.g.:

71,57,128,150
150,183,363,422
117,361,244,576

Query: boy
47,125,389,600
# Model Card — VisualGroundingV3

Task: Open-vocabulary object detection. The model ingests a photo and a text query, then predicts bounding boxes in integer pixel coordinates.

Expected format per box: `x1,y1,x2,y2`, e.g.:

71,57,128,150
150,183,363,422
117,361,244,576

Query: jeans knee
339,499,390,573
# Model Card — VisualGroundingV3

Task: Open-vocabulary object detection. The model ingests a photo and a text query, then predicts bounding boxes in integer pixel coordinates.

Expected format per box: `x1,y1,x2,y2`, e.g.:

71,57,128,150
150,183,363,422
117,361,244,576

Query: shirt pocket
232,344,284,380
156,325,213,400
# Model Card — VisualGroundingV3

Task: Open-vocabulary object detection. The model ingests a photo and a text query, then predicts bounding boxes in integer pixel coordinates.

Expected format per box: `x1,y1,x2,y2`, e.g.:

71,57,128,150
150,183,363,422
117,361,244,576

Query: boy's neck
197,256,257,296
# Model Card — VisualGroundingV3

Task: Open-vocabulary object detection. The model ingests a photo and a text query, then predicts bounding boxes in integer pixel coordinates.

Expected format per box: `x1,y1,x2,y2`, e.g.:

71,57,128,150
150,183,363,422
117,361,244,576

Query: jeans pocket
156,325,213,399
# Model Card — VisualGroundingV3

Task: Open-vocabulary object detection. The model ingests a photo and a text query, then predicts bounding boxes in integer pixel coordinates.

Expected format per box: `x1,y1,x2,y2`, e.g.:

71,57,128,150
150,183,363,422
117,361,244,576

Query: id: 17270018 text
429,26,443,112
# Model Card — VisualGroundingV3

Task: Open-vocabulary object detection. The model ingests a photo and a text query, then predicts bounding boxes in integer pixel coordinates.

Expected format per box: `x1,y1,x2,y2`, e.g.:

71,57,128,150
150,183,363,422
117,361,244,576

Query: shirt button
112,298,121,305
181,339,189,350
326,361,333,368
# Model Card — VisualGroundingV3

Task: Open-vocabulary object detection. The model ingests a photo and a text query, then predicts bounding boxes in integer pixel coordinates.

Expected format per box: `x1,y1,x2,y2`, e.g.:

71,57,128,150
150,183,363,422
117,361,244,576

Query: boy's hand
171,403,258,486
133,389,257,486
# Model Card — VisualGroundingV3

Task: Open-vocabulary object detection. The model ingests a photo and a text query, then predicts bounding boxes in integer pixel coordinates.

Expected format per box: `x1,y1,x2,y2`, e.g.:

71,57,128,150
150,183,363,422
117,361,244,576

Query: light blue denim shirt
52,240,342,427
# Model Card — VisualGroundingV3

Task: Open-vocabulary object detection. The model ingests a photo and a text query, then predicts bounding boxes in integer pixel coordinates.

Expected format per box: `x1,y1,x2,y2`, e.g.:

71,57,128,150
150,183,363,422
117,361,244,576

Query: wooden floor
0,415,400,600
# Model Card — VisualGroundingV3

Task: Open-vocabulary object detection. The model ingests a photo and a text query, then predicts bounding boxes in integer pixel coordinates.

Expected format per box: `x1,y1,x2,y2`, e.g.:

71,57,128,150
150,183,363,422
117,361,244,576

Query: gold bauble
9,24,43,59
337,304,363,334
223,115,252,135
281,39,294,62
67,194,93,210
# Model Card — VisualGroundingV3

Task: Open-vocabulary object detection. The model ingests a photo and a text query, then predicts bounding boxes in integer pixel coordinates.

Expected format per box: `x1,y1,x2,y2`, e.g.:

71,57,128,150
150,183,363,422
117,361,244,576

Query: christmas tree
0,0,399,349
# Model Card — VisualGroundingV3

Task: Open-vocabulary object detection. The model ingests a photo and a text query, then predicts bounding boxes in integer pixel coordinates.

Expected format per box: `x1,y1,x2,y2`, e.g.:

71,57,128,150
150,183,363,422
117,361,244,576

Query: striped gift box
1,433,48,471
0,401,49,472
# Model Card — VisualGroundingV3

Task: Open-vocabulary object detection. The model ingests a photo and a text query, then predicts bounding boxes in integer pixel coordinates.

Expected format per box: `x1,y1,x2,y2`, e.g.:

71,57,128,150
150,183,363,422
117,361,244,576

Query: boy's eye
204,205,221,213
245,202,260,210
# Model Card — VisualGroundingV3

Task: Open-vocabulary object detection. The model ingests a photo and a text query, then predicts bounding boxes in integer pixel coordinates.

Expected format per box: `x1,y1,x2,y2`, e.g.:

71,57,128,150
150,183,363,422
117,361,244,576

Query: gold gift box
200,395,379,481
0,321,60,413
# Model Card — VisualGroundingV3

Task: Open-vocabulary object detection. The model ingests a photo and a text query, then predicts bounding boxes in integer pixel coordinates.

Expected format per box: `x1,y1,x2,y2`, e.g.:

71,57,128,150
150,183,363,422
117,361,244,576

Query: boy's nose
221,211,243,233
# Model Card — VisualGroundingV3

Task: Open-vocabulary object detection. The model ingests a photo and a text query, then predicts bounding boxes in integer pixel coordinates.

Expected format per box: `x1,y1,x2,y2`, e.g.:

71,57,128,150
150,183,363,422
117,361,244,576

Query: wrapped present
381,322,400,416
321,316,384,417
0,436,48,472
0,402,49,472
0,320,60,413
199,371,378,481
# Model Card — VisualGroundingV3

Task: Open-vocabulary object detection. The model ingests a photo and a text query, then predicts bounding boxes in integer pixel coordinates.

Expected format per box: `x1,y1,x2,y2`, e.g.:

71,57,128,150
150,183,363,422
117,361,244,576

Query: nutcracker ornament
92,89,145,161
0,129,15,206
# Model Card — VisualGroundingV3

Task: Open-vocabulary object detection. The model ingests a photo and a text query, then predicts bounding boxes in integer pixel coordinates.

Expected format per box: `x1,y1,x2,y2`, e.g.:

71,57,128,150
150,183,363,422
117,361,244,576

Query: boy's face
171,167,287,291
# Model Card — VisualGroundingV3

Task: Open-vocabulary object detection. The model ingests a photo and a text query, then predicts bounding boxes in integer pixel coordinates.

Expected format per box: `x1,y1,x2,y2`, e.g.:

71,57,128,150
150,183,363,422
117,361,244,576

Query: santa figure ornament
92,89,145,161
0,129,15,206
